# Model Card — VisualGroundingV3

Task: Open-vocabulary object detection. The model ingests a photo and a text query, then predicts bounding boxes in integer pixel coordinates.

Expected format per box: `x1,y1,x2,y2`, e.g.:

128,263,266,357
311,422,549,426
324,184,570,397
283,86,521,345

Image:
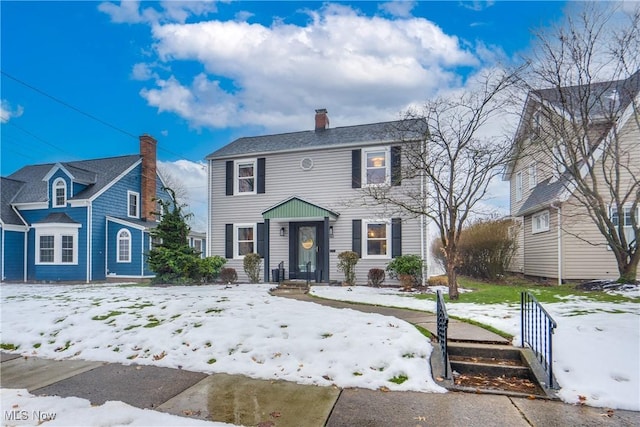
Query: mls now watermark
4,410,57,422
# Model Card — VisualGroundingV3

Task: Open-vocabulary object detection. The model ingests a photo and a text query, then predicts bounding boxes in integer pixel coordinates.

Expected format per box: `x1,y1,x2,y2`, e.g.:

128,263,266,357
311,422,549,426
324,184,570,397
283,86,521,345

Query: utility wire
1,70,203,164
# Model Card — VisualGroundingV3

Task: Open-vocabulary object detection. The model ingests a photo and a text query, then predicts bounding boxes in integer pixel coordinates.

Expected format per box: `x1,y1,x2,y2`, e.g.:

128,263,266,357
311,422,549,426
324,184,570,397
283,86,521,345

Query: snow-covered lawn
0,283,443,394
311,285,640,411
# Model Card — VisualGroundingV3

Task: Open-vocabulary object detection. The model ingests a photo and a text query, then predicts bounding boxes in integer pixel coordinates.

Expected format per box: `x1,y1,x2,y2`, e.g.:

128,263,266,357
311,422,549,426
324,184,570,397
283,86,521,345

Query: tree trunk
617,253,639,283
446,262,459,300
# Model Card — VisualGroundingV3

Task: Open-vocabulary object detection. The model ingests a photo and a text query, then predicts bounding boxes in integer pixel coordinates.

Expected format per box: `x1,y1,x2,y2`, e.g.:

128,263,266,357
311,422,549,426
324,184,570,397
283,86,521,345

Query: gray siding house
504,72,639,282
206,109,430,284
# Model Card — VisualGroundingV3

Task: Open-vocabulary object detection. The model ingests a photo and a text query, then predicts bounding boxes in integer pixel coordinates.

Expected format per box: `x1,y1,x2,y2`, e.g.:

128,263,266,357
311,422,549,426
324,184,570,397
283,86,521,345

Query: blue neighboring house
0,135,172,282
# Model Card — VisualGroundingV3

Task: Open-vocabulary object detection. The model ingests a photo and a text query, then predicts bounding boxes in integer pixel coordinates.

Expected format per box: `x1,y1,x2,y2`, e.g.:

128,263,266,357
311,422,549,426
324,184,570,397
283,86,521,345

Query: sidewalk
2,352,638,426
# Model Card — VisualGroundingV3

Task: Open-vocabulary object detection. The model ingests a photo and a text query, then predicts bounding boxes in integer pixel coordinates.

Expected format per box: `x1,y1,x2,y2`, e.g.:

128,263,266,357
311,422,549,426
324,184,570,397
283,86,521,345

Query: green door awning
262,196,339,221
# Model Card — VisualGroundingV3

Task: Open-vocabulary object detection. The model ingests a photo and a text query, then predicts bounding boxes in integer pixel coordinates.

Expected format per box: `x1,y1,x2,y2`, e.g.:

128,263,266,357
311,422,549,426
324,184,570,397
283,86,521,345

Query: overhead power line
1,70,202,164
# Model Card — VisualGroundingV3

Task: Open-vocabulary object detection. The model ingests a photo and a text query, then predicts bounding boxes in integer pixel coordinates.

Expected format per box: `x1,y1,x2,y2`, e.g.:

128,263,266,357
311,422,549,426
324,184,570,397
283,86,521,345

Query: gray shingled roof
1,177,27,226
6,155,140,204
35,212,79,224
207,118,428,159
516,177,568,217
533,70,640,119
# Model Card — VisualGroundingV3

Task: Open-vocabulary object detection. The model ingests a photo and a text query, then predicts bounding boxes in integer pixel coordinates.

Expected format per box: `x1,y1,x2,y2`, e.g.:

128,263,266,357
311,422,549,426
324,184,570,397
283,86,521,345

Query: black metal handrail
436,290,449,379
521,291,557,388
305,261,312,286
277,261,284,284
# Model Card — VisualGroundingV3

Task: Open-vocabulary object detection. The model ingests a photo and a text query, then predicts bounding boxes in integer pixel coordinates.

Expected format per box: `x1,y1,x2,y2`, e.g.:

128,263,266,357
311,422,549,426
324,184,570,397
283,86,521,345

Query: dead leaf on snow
270,411,281,418
153,351,166,361
378,386,390,392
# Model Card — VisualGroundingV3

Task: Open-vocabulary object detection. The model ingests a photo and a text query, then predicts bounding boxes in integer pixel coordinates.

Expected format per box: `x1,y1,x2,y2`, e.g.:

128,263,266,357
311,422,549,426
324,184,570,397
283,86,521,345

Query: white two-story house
206,109,431,284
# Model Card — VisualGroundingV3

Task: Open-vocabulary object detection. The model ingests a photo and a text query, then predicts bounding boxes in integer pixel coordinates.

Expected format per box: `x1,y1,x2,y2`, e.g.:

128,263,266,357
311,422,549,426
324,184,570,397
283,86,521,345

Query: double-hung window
39,236,55,263
363,147,390,186
611,205,638,246
235,224,255,258
128,191,139,218
363,220,391,258
53,178,67,207
515,172,523,202
235,160,256,194
532,210,550,234
528,162,537,189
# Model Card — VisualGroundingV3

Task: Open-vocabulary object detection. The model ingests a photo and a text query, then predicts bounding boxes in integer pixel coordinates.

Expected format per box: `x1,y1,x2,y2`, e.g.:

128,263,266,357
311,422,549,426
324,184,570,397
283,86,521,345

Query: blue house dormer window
53,178,67,208
128,191,140,218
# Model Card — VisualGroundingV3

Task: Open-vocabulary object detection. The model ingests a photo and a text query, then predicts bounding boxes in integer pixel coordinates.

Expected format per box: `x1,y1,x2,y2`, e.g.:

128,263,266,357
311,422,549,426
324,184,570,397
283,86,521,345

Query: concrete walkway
2,352,638,427
273,289,511,344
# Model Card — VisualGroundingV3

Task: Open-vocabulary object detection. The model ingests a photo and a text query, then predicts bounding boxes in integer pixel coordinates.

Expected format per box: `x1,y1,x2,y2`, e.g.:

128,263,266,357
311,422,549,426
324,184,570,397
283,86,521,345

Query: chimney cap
315,108,328,114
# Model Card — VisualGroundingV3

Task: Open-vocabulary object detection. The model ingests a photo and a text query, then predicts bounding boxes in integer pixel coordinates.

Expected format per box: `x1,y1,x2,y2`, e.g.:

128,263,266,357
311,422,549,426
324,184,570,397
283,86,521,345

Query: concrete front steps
439,342,558,400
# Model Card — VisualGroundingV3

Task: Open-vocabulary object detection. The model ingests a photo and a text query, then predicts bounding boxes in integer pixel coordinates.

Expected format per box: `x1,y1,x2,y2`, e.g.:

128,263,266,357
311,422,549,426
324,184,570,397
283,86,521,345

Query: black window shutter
257,158,266,194
257,222,265,258
392,218,402,258
391,146,402,186
352,219,362,257
352,149,361,188
225,224,233,258
225,161,234,196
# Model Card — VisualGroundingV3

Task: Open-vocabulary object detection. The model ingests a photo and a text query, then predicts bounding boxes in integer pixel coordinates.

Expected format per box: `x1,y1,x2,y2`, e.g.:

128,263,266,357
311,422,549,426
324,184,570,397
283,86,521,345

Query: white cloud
0,100,24,123
461,1,495,12
378,1,416,18
99,0,216,25
131,62,158,81
158,160,208,231
137,4,480,132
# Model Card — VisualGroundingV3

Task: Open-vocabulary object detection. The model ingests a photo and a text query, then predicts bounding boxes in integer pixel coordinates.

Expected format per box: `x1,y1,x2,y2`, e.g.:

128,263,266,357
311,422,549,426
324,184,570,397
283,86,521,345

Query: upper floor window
528,162,537,189
515,171,523,202
156,201,164,222
117,229,131,263
128,191,139,218
53,178,67,208
532,210,550,234
552,142,567,180
363,220,391,259
531,110,542,137
363,147,390,186
235,159,256,194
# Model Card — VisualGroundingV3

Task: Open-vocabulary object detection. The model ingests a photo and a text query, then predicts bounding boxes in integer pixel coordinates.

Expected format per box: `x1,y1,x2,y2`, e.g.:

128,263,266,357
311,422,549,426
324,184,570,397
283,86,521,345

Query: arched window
53,178,67,207
117,229,131,263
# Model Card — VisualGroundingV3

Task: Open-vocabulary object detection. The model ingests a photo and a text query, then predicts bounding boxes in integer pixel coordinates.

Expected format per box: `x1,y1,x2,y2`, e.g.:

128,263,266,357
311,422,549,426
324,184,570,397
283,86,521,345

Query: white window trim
33,223,81,265
609,204,638,246
532,210,550,234
515,171,523,202
234,159,257,195
117,229,132,263
528,162,537,189
127,191,140,218
362,219,391,259
53,178,67,208
234,223,256,259
362,146,391,187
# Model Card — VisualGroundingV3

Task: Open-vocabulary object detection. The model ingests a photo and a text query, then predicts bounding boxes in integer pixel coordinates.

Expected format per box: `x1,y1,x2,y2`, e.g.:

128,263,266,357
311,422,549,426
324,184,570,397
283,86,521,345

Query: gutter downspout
421,137,428,286
551,203,562,285
87,203,92,283
24,229,28,282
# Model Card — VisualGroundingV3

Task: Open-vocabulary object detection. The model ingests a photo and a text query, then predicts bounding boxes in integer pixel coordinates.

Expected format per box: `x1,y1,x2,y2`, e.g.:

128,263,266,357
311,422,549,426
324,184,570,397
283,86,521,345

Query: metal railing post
520,291,557,389
436,290,449,379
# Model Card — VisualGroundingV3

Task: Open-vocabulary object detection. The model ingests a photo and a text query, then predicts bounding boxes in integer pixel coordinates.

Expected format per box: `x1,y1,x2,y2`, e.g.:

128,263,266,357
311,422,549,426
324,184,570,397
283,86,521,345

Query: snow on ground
311,285,640,411
0,388,232,427
0,283,444,394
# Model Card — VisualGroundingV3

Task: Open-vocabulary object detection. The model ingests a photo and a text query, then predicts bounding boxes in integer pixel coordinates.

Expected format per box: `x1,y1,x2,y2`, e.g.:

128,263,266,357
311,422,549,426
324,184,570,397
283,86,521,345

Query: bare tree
524,2,639,282
363,71,519,299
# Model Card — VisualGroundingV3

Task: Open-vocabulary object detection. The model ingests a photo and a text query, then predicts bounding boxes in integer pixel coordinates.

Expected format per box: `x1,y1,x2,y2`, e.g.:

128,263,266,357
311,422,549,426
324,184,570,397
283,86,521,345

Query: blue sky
1,0,569,228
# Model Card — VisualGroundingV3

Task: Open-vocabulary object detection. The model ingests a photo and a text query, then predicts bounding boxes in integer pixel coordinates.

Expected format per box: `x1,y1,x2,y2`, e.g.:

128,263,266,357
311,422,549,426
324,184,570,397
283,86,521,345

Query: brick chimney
315,108,329,131
139,134,157,221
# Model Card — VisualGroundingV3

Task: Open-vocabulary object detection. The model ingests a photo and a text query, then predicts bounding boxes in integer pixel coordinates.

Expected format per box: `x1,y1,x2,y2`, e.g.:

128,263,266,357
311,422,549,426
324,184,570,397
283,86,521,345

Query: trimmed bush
243,253,262,283
219,267,238,284
368,268,385,287
386,255,424,291
196,256,227,283
337,251,359,286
